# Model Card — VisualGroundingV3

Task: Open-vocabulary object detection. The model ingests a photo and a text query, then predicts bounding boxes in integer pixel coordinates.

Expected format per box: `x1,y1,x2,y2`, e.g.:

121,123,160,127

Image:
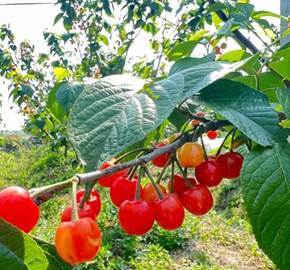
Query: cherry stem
200,135,208,160
142,164,164,199
169,159,175,193
114,148,150,164
71,177,80,222
215,128,234,157
156,153,174,184
128,165,139,180
175,157,186,179
135,167,143,200
230,128,237,150
183,167,193,188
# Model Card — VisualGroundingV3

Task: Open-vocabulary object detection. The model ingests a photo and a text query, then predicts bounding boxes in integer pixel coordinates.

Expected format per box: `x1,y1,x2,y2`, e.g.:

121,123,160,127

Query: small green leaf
241,143,290,270
269,47,290,80
218,49,251,62
53,67,70,82
167,41,197,61
0,219,48,270
47,84,66,123
276,89,290,118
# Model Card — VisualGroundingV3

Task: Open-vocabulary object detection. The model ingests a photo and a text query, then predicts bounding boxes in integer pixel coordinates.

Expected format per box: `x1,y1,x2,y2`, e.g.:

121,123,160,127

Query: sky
0,0,280,131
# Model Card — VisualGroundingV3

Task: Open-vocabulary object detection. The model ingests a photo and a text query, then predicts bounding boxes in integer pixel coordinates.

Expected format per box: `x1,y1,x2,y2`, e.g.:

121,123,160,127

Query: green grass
0,136,276,270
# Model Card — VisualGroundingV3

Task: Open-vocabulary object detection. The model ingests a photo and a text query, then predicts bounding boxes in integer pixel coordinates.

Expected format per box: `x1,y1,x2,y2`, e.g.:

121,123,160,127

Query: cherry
142,183,167,202
220,42,227,49
207,130,218,140
196,111,205,118
98,161,129,187
167,174,196,194
151,143,171,167
118,199,155,235
0,186,40,233
76,189,101,216
61,203,97,222
215,46,222,55
217,151,244,179
55,217,102,265
110,176,140,207
195,158,223,187
154,194,185,231
181,184,213,216
177,142,204,168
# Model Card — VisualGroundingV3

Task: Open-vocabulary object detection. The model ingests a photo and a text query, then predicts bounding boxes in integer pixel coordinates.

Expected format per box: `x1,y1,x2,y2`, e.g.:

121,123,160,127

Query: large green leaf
68,61,244,169
0,219,48,270
167,41,197,61
198,79,279,146
241,143,290,270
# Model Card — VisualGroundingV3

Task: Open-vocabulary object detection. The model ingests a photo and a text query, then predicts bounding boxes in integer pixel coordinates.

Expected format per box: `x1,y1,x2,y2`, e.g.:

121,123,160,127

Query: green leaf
0,219,48,270
34,238,72,270
47,84,66,123
276,89,290,118
68,61,244,169
252,10,287,20
241,143,290,270
55,81,85,112
168,108,189,131
53,67,70,82
167,41,197,61
269,47,290,80
232,75,257,89
198,79,279,146
97,35,109,46
169,54,214,75
218,49,251,62
258,72,285,102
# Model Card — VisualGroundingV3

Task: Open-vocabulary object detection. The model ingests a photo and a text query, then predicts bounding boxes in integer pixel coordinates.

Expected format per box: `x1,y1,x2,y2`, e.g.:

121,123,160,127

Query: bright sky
0,0,280,130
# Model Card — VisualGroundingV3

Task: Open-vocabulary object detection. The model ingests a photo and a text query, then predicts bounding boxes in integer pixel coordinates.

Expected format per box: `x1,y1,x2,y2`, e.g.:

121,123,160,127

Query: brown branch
207,0,259,54
30,119,231,202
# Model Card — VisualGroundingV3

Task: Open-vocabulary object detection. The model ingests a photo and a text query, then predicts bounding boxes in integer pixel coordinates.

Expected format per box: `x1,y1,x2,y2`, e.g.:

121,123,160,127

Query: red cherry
196,111,205,118
167,174,196,194
142,183,167,202
154,194,185,231
118,200,155,235
0,186,40,233
98,161,129,187
181,185,213,216
61,203,97,222
217,152,244,179
55,217,102,265
76,189,101,216
195,158,223,187
110,177,140,207
215,46,222,55
207,130,218,140
151,143,171,167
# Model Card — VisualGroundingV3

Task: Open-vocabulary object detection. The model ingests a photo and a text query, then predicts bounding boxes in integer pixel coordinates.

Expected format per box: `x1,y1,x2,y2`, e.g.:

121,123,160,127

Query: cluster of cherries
97,140,244,237
0,128,244,266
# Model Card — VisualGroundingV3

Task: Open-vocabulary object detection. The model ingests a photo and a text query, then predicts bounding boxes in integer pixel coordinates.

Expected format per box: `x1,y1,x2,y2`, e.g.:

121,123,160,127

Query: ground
0,135,276,270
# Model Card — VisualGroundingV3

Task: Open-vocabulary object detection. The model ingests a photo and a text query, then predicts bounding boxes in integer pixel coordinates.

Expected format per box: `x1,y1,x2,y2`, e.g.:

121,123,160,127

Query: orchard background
0,0,290,269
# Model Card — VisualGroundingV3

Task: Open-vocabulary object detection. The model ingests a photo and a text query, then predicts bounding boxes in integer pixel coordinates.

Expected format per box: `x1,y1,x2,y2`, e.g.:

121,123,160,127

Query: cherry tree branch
207,0,259,54
30,119,231,203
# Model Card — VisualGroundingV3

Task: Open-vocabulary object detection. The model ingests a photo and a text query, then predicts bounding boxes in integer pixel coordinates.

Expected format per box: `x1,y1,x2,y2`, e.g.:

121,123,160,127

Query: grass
0,136,276,270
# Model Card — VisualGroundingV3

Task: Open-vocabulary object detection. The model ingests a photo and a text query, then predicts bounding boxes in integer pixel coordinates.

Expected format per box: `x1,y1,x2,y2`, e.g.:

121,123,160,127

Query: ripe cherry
110,177,140,207
118,199,155,235
76,189,101,216
196,111,205,118
207,130,218,140
215,46,222,55
61,203,97,222
142,183,167,202
177,142,204,168
195,158,223,187
181,184,213,216
98,161,129,188
167,174,196,194
0,186,40,233
151,143,171,167
55,217,102,265
154,194,185,231
217,151,244,179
